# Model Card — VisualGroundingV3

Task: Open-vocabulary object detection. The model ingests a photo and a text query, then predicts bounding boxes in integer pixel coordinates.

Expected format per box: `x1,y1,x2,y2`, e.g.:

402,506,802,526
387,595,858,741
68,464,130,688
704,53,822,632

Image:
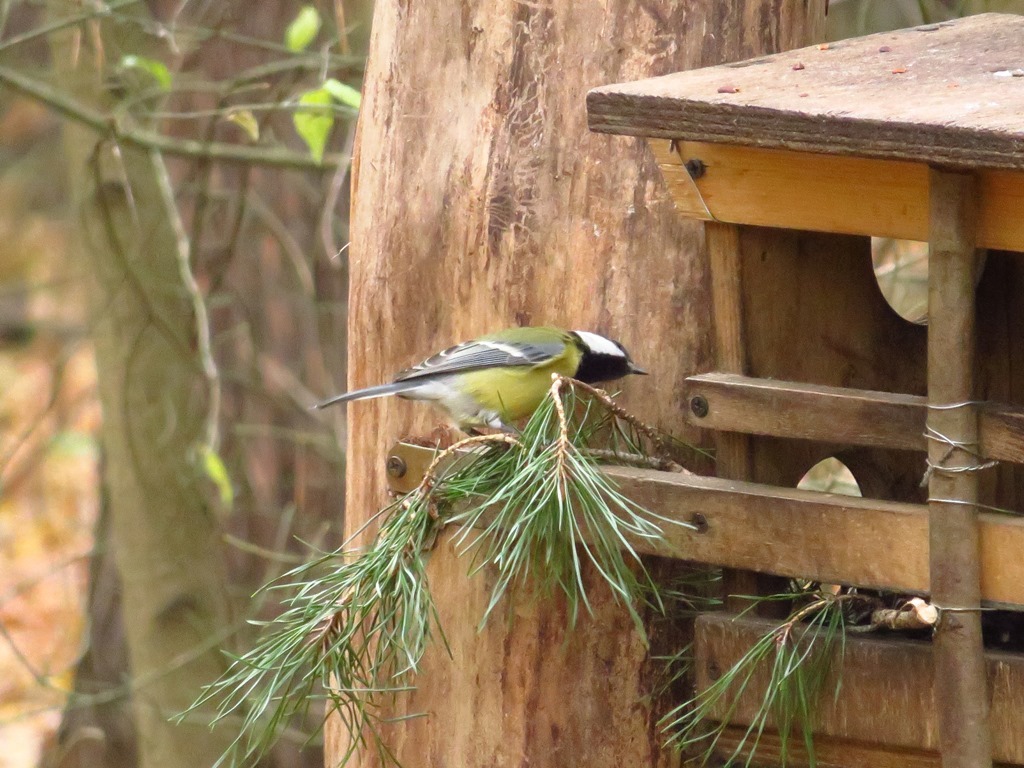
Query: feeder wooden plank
694,614,1024,764
713,726,942,768
683,372,1024,465
985,406,1024,467
685,372,924,452
589,14,1024,172
648,141,1024,252
706,220,765,606
385,444,1024,606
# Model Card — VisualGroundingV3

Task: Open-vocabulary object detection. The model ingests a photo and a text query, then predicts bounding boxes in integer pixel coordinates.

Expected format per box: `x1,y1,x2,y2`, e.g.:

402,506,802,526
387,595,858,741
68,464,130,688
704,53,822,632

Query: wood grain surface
653,140,1024,252
385,443,1024,608
683,372,1024,465
337,2,1024,766
926,169,992,767
589,13,1024,171
334,2,828,766
695,614,1024,764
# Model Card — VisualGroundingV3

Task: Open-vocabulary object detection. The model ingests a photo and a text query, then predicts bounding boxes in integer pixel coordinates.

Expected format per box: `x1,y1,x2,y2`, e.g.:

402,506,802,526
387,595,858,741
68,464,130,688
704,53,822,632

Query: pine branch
661,591,852,767
191,378,698,767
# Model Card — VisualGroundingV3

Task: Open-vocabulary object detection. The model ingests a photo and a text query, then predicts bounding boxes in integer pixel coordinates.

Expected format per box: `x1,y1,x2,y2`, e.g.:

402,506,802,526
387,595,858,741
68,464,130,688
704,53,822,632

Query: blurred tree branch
0,62,345,170
0,0,357,765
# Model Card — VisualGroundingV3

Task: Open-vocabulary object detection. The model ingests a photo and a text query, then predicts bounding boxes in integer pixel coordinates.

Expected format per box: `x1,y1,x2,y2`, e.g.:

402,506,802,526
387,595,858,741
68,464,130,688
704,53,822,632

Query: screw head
386,455,407,479
684,158,706,179
690,395,709,419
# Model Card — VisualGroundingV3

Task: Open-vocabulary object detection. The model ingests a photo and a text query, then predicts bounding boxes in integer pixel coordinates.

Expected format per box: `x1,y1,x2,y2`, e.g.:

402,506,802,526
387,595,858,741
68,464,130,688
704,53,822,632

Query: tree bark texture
51,10,233,768
50,483,138,768
335,2,826,766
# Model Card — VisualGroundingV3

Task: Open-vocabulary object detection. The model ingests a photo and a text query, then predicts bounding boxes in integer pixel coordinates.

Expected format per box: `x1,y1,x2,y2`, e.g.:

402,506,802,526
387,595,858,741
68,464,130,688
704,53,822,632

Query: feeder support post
927,168,992,768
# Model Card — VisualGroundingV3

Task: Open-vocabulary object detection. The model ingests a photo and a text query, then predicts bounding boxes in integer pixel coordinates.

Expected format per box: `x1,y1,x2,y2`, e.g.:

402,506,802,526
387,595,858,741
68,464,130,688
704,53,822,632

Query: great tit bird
314,326,646,431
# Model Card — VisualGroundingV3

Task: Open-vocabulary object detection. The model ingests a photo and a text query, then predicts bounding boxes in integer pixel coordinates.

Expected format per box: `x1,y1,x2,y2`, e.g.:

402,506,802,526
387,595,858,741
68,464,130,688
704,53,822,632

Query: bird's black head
570,331,647,384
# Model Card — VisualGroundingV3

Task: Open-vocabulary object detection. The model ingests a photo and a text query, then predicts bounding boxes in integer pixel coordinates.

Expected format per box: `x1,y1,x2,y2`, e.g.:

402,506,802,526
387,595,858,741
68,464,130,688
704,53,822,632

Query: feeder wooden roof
588,13,1024,171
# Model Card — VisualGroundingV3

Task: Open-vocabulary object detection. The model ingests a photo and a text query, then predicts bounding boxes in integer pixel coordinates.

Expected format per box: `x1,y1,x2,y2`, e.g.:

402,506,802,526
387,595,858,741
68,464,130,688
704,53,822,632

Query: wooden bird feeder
384,12,1024,768
586,12,1024,768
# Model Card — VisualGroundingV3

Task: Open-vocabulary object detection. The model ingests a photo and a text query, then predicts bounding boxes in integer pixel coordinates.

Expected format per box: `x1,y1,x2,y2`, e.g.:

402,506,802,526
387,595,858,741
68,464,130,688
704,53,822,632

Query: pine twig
558,375,674,460
584,448,689,473
415,433,522,497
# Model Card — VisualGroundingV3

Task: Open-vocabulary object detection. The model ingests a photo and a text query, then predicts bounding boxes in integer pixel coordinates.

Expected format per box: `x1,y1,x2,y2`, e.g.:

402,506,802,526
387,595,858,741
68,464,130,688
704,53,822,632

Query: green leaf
293,87,334,162
200,446,234,509
323,78,362,109
119,54,172,90
285,5,321,52
226,109,260,141
50,430,98,457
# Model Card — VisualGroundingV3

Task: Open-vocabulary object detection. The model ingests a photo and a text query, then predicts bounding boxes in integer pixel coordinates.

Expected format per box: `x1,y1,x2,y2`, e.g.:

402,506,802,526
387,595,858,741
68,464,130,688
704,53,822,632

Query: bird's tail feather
314,380,420,409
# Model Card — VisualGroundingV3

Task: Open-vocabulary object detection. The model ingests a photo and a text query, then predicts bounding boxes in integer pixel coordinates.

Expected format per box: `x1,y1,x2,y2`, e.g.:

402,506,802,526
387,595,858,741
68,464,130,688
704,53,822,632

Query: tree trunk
51,9,233,768
49,476,138,768
332,2,825,766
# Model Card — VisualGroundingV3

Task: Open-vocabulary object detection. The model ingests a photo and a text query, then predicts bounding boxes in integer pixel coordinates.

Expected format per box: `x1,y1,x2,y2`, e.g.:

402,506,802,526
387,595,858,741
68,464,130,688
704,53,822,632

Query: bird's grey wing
395,339,564,381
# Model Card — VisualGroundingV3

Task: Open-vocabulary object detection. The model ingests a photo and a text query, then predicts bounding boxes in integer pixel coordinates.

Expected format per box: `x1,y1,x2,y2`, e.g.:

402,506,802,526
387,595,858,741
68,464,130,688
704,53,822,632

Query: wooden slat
649,140,1024,253
588,14,1024,172
694,614,1024,765
983,407,1024,467
683,372,1024,465
685,372,924,452
385,443,1024,606
712,726,943,768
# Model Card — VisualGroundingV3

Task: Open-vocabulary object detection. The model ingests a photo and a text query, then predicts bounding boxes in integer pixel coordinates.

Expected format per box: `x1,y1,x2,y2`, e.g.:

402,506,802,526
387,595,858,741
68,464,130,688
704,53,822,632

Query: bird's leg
483,416,522,436
464,421,522,438
430,423,459,448
405,423,460,448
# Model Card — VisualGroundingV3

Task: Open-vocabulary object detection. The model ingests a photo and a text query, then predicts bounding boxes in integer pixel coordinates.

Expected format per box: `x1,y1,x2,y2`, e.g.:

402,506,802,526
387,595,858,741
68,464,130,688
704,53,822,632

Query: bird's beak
628,362,648,375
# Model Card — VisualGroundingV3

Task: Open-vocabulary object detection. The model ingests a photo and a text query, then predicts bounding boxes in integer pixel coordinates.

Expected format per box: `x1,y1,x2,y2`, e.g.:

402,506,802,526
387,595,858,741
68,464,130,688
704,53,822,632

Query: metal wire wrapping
922,399,1004,619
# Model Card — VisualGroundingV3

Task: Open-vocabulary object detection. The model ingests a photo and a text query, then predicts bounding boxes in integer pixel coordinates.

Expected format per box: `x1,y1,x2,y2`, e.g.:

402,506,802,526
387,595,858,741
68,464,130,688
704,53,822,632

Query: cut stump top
588,13,1024,171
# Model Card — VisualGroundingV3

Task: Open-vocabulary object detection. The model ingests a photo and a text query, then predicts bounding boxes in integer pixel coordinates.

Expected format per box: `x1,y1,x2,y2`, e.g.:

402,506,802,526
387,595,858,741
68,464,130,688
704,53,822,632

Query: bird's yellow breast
458,344,582,423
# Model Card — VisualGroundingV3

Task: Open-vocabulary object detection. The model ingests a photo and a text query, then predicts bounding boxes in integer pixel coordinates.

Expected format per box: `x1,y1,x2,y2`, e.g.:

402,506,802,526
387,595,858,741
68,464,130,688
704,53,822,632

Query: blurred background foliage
0,1,1019,767
1,0,367,765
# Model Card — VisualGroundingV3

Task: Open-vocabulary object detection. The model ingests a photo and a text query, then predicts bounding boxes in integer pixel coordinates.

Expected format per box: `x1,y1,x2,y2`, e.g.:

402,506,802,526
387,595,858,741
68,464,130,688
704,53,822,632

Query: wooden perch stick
869,598,939,632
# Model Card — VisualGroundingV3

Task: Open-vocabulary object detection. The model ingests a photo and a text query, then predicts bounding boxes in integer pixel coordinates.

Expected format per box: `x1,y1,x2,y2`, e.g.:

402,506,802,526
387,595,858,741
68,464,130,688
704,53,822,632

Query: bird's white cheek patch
573,331,625,357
